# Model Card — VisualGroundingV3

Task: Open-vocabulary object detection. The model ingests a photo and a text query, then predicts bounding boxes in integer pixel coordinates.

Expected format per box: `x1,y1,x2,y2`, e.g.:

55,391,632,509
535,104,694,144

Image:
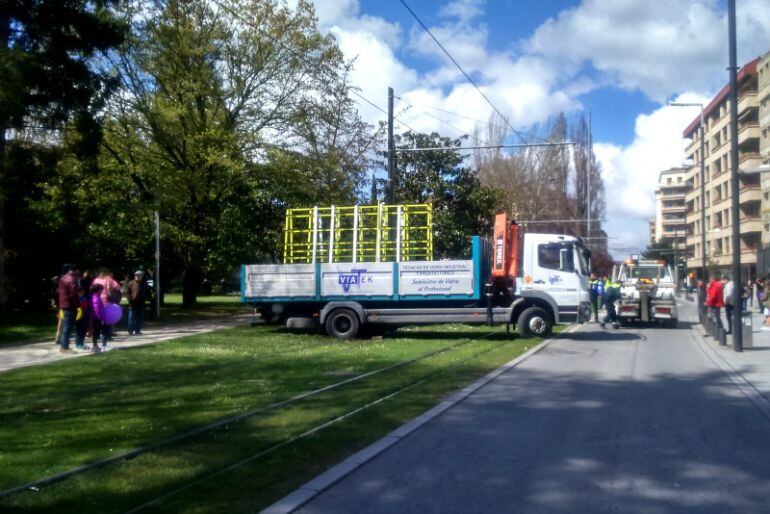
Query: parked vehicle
241,207,592,339
614,257,678,328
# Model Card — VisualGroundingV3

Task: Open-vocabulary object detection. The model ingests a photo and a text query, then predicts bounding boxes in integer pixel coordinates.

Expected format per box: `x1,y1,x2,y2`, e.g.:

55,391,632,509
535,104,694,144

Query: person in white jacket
723,276,734,334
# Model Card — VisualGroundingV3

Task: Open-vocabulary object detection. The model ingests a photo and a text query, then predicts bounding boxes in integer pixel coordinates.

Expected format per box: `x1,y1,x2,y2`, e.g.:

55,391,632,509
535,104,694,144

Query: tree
95,0,369,306
388,132,503,258
475,112,607,241
0,0,125,309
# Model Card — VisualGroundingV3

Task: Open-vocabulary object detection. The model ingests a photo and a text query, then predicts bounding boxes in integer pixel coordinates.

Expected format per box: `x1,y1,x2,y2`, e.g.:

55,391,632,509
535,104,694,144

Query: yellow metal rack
283,204,433,263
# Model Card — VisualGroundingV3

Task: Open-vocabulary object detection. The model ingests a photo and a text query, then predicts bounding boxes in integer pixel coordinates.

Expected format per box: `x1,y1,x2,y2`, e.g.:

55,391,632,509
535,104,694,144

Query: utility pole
587,108,592,240
387,87,395,203
728,0,742,351
155,209,161,320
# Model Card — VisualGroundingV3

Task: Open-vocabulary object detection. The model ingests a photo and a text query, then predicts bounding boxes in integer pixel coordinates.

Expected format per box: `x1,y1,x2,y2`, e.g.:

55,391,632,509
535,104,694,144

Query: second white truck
615,258,678,328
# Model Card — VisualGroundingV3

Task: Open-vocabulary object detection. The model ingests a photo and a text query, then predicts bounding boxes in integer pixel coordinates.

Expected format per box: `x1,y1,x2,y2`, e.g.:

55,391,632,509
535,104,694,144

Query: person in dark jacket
601,279,621,329
57,264,80,352
127,270,150,335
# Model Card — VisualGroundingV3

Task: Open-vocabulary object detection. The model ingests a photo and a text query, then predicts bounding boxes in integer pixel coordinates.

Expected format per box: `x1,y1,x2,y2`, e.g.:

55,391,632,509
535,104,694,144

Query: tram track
0,332,494,500
123,336,516,513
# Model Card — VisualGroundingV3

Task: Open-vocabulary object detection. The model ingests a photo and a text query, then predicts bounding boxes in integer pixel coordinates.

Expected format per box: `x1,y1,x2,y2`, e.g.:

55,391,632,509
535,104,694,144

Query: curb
261,323,582,514
689,322,770,424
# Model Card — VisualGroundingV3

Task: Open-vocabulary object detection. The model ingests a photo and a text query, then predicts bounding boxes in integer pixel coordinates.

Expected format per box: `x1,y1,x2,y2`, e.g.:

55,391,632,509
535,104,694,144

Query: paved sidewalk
0,314,252,372
680,294,770,408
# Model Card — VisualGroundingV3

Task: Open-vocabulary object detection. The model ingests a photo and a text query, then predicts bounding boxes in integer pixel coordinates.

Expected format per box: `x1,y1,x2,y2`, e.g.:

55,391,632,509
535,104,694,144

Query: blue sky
306,0,770,256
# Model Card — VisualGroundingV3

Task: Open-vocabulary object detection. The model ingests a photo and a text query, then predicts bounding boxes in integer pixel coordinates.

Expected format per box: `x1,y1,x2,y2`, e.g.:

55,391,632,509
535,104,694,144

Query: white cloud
527,0,770,102
299,0,770,257
595,92,710,256
439,0,485,24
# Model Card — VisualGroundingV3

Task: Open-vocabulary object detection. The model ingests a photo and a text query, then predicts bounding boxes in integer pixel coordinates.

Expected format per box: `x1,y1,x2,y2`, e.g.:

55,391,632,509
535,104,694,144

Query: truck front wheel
325,308,360,340
516,307,553,338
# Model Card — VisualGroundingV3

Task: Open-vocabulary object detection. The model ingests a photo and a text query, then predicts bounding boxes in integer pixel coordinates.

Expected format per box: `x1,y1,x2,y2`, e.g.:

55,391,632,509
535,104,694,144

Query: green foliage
18,0,373,308
0,0,126,308
0,0,126,129
642,239,674,264
388,132,503,258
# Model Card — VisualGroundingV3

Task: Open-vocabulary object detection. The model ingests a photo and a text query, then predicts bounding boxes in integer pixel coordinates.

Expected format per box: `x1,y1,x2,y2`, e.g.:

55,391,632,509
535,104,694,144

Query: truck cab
518,233,592,325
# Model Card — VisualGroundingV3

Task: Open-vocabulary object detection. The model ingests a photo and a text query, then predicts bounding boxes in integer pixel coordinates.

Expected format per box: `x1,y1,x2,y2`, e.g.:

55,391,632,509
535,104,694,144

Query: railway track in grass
0,331,496,501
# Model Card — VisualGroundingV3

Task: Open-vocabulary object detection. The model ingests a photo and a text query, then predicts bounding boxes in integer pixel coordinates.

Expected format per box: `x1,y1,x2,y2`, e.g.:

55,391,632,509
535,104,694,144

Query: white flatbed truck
241,212,592,339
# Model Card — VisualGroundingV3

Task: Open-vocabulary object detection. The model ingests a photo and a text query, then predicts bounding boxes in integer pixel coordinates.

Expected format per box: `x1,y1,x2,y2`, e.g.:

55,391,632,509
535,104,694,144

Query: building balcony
738,123,760,145
739,151,761,166
739,217,763,234
739,186,762,204
738,92,758,116
660,192,687,200
661,206,686,214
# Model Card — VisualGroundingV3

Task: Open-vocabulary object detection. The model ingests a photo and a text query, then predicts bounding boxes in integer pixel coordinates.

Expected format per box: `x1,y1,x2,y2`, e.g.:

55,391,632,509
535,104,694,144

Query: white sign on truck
398,260,474,296
320,262,394,297
244,264,315,298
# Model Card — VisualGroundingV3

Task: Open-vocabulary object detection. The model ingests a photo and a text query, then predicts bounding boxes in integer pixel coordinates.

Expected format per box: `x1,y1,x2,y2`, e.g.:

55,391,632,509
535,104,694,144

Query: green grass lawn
0,294,248,347
0,322,559,513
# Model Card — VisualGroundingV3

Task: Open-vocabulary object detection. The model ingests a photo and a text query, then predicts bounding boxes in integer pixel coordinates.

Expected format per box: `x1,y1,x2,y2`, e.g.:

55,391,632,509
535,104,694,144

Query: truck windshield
575,244,589,275
625,266,672,282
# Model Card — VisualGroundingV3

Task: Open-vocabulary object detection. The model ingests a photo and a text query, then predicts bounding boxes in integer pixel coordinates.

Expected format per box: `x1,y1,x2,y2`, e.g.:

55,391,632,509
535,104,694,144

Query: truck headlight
655,287,675,299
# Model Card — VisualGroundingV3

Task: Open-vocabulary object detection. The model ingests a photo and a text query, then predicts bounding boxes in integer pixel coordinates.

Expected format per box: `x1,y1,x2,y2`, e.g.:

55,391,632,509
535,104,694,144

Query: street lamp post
727,0,742,352
669,101,707,282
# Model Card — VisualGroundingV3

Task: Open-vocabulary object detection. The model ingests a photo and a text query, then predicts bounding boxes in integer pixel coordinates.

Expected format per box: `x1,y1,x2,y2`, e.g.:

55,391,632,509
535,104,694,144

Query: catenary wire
399,0,543,145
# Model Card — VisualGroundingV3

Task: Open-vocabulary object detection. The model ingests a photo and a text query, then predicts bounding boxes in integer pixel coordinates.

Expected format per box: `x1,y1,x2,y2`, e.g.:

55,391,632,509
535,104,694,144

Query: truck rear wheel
325,308,360,340
516,307,552,337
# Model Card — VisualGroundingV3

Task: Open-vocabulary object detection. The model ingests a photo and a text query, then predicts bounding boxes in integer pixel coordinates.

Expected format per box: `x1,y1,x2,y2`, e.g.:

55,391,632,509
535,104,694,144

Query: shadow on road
560,330,643,342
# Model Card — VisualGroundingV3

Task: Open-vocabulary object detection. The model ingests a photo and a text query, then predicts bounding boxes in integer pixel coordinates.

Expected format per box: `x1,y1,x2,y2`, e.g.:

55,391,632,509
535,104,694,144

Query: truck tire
325,308,360,340
516,307,552,337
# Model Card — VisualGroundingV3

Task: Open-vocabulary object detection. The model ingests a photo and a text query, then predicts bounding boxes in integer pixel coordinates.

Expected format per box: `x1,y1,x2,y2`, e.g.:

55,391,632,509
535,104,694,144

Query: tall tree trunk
0,11,10,310
182,263,201,308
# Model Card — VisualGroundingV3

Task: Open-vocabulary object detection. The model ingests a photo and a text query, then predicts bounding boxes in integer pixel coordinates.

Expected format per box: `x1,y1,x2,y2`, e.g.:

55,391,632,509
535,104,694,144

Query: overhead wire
350,89,418,133
399,0,543,145
394,95,508,131
395,98,467,136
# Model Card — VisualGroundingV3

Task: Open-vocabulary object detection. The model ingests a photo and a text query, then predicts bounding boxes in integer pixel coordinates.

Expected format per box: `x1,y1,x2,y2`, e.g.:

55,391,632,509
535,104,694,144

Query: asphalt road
296,302,770,514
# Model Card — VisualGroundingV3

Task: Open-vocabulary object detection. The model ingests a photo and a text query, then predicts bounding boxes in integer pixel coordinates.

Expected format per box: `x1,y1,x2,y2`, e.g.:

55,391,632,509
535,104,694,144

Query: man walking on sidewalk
57,264,79,352
723,276,734,334
127,270,150,335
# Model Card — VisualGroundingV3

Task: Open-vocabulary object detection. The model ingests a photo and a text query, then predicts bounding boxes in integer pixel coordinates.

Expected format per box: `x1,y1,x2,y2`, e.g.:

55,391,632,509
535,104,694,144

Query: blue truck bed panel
242,236,488,303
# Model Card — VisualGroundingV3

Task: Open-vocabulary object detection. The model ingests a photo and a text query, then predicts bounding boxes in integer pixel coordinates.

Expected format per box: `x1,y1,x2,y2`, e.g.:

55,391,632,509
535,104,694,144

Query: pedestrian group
54,264,151,353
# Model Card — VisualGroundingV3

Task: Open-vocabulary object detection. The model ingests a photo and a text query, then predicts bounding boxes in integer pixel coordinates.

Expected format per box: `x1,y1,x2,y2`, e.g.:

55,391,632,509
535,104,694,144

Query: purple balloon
102,303,123,325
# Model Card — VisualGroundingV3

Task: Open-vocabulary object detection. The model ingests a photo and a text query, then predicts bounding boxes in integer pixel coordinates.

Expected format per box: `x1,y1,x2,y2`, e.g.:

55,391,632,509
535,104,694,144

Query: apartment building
653,167,689,249
683,57,762,282
758,51,770,276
